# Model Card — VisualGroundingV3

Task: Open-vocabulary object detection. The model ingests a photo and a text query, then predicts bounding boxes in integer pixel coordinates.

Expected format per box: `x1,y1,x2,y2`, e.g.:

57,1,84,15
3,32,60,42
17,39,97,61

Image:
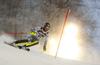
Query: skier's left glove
43,46,46,52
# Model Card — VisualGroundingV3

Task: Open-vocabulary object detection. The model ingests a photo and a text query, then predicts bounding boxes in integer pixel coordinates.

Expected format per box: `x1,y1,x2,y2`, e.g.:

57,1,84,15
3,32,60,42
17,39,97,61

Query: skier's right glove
43,46,46,52
30,32,36,36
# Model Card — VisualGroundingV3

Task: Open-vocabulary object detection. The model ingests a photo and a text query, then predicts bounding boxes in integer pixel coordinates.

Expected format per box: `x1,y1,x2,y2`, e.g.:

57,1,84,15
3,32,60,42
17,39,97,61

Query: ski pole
41,19,43,27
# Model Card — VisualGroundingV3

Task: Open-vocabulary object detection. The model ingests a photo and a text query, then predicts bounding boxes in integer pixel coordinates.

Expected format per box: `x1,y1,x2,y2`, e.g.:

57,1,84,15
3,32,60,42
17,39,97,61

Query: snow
0,35,97,65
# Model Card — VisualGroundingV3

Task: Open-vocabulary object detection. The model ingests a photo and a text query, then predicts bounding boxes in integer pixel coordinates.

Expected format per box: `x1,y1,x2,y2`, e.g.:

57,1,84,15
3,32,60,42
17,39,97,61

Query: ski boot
17,46,22,49
17,45,30,51
25,48,30,51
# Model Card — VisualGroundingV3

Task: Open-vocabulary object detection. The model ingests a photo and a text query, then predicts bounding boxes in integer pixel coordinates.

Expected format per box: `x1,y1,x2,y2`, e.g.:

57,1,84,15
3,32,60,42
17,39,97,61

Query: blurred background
0,0,100,64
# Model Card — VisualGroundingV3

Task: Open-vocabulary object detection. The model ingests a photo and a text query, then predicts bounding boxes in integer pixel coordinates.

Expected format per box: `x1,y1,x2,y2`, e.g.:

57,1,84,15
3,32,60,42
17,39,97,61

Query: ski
4,41,30,51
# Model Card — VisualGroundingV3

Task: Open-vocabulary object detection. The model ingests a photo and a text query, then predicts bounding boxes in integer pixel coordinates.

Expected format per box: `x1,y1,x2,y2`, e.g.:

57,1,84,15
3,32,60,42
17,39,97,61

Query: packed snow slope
0,35,98,65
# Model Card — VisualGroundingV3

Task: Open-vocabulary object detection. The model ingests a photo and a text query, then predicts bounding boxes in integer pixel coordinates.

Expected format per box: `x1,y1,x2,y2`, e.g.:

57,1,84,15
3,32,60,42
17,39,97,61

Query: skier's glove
43,46,46,52
30,32,36,36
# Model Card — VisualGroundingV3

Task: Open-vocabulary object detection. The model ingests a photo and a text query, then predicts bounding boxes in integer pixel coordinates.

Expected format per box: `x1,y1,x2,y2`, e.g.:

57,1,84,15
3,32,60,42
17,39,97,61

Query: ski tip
4,41,7,44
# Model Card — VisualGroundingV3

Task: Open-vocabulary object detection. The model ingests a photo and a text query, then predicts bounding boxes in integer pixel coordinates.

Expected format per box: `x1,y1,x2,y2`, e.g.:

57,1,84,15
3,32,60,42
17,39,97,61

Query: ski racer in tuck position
10,23,50,51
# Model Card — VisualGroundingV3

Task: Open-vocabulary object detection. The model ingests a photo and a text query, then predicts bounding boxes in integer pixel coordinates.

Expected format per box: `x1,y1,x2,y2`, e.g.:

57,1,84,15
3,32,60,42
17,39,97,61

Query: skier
11,23,50,51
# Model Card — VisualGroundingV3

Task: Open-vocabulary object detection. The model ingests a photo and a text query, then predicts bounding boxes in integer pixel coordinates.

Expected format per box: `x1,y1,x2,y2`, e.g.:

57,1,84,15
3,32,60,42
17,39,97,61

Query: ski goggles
46,26,50,29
